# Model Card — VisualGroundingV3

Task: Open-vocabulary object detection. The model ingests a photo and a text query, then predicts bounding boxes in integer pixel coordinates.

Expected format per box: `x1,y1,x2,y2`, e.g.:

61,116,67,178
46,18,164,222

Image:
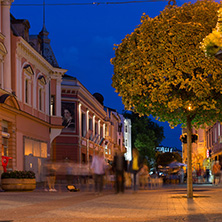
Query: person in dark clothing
206,169,210,183
112,150,127,194
130,148,142,191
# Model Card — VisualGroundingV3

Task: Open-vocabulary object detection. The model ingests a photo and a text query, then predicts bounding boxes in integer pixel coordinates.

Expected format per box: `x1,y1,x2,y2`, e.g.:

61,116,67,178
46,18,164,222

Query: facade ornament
1,0,14,6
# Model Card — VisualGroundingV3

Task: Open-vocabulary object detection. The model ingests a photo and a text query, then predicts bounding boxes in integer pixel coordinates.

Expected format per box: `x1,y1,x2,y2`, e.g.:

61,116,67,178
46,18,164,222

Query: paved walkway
0,184,222,222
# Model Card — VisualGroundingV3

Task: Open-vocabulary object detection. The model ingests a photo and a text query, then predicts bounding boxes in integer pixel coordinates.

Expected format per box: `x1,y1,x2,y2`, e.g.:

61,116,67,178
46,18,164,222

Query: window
38,75,46,111
50,95,56,116
39,88,42,111
95,122,98,135
23,65,34,105
2,121,9,156
118,123,122,133
100,125,103,139
125,139,128,146
89,118,93,140
25,78,29,104
82,113,86,137
125,125,128,133
215,127,217,143
82,153,86,163
24,138,47,158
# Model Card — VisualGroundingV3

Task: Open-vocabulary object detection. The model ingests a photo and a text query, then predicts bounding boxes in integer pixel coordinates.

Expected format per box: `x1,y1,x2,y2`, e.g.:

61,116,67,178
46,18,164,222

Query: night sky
11,0,214,150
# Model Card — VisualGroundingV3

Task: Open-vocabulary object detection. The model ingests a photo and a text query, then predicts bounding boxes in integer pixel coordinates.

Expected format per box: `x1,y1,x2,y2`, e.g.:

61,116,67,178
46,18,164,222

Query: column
8,122,16,170
0,1,2,33
56,77,62,116
0,119,3,173
16,56,22,101
86,110,89,163
0,61,2,88
2,0,14,93
78,103,82,164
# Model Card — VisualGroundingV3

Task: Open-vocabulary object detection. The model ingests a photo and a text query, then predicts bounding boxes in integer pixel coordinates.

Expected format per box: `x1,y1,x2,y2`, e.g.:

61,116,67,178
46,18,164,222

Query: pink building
206,122,222,163
54,74,125,164
0,1,66,182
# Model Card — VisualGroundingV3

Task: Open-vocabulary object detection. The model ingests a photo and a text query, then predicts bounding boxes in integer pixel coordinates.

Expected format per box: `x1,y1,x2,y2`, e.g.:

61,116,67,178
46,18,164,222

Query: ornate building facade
0,0,66,182
54,74,127,164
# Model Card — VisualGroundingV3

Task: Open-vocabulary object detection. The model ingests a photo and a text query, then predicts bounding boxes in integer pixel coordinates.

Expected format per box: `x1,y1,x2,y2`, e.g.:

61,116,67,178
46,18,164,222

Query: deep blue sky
11,0,207,150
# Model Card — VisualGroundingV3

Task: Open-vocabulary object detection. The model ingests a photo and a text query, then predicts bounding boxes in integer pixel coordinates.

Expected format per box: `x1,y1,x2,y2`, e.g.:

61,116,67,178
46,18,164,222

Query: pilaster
1,0,14,93
8,122,16,170
0,119,3,174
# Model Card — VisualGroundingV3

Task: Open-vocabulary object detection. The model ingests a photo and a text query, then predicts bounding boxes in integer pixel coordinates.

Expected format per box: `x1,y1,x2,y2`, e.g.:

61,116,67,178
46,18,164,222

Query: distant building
54,74,126,164
182,128,207,170
119,115,132,161
206,122,222,163
156,146,182,157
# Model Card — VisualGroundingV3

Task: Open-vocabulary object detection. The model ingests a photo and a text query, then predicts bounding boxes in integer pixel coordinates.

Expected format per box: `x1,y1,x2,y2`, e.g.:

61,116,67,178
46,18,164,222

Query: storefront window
24,138,47,158
2,121,9,156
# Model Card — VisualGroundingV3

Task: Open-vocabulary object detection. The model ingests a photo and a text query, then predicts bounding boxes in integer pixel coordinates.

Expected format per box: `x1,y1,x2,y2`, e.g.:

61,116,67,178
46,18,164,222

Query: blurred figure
139,160,150,189
178,167,184,184
125,160,132,189
130,148,141,192
205,168,210,183
90,150,107,195
212,161,221,185
65,159,74,185
46,160,57,192
112,150,127,194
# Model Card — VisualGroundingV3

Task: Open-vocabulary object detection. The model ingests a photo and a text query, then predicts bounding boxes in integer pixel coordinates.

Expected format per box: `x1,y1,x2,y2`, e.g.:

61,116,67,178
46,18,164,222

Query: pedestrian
130,148,141,192
212,160,221,185
112,150,127,194
90,150,107,195
178,167,184,184
65,159,73,186
205,168,210,183
138,160,150,189
46,160,57,192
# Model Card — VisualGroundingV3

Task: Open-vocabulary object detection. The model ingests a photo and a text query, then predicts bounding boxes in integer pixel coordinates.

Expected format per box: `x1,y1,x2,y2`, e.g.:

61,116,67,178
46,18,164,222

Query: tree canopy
111,0,222,129
111,0,222,198
123,111,164,165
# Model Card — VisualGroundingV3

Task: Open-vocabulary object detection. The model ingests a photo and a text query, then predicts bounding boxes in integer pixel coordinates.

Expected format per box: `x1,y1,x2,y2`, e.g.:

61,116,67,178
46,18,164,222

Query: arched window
39,88,42,111
37,75,46,112
23,64,34,105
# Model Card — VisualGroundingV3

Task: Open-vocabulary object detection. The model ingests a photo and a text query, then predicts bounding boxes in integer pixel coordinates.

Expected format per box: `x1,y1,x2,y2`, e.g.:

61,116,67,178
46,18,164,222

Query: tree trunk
187,115,193,198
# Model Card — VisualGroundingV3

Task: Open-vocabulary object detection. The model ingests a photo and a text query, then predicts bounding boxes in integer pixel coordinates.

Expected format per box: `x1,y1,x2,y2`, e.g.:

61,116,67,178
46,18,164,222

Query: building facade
0,0,66,182
206,122,222,163
182,128,208,170
54,74,127,164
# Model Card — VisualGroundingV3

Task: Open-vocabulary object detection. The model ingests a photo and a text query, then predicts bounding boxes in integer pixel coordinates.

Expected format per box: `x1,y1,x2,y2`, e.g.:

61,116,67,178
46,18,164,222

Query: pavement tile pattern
0,185,222,222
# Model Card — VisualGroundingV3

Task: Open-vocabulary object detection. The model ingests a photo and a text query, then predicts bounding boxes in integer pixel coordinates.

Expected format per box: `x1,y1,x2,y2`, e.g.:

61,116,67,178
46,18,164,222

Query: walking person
178,167,184,184
46,160,57,192
90,150,107,195
112,150,127,194
130,148,141,192
212,160,221,185
139,160,150,189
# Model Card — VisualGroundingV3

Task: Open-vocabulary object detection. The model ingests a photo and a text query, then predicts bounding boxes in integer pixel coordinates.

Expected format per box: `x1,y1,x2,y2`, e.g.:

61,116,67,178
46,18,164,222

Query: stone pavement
0,184,222,222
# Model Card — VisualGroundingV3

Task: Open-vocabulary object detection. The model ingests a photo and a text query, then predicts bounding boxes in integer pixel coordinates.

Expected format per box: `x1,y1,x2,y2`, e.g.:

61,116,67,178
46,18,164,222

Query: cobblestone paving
0,185,222,222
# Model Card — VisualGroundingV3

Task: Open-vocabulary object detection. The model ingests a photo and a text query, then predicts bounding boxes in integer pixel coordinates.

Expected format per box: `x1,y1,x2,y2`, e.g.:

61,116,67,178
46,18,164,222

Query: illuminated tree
111,0,222,198
123,111,165,167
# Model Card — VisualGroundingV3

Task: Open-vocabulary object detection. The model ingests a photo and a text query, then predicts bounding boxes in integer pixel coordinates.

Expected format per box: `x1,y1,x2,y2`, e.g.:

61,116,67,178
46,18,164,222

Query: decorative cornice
16,37,67,76
0,33,5,41
1,0,14,6
0,42,7,55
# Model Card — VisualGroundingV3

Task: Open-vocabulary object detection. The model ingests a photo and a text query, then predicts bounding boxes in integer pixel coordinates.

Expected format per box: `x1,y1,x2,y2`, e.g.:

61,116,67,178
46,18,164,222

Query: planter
1,178,36,191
